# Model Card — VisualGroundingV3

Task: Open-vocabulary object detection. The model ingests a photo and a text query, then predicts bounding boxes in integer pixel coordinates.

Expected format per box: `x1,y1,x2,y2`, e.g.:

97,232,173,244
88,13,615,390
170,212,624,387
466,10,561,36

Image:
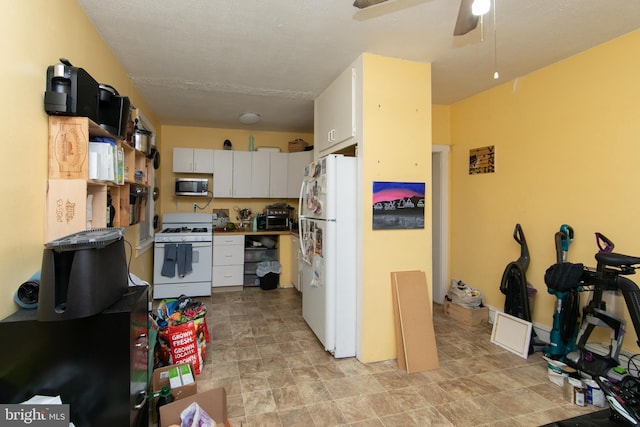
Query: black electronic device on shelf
37,228,129,322
44,58,99,122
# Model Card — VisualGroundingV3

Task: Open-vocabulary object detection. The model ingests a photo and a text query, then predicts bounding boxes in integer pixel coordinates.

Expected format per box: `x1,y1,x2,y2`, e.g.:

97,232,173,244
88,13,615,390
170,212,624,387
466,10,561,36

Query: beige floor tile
365,392,406,417
297,380,332,405
243,389,277,416
325,376,364,399
278,407,316,427
406,406,456,426
307,400,348,426
272,385,306,411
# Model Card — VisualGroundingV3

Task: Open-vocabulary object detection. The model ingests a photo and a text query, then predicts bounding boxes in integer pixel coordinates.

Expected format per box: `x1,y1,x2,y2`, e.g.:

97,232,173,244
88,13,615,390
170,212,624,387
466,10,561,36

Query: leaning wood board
391,270,439,373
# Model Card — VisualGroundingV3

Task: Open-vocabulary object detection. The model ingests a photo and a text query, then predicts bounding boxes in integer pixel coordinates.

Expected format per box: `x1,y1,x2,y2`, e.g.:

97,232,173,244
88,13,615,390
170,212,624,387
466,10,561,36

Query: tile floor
187,287,602,426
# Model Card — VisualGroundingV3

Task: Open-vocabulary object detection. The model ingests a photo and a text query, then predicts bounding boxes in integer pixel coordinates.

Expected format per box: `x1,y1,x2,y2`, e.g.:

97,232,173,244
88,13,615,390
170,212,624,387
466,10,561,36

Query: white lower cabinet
212,234,244,287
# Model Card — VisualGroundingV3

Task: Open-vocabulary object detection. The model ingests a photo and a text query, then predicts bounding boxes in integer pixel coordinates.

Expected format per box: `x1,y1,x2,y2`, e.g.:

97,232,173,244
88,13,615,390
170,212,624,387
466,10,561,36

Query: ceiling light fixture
492,0,499,79
239,112,261,124
471,0,490,16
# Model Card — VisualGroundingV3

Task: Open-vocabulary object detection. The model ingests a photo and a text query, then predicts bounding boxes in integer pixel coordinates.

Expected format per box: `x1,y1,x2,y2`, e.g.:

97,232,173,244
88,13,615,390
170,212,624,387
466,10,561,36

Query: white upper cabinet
173,148,214,173
314,66,356,155
287,151,312,198
211,149,312,199
232,151,252,198
250,151,270,198
212,150,233,197
269,152,288,199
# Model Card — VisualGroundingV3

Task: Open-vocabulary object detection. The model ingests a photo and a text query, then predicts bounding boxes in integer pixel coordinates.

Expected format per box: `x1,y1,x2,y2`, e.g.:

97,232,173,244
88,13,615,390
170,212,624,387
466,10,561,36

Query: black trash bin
256,261,281,290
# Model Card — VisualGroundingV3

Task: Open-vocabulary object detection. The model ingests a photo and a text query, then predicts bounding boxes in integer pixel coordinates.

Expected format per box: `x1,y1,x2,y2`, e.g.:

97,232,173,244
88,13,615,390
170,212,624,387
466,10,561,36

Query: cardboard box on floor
160,388,229,427
152,363,198,423
153,363,198,399
443,300,488,326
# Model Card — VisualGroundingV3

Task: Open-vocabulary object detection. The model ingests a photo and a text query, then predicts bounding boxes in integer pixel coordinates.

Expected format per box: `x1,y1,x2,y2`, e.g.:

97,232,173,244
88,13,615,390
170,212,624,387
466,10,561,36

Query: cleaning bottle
155,386,174,423
249,135,254,151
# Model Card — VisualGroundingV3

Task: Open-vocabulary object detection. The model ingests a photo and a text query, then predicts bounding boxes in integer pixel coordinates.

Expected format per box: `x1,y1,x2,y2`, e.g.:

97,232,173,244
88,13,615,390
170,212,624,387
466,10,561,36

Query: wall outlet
193,203,198,212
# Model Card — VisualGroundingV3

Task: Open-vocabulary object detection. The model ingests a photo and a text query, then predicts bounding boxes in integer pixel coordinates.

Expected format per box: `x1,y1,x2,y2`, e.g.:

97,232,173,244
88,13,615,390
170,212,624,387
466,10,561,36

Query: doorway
432,145,450,305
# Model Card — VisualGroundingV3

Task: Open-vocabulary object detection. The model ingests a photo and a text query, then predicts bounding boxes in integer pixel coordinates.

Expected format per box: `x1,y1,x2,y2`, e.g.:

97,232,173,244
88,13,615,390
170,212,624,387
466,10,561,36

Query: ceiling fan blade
453,0,479,36
353,0,389,9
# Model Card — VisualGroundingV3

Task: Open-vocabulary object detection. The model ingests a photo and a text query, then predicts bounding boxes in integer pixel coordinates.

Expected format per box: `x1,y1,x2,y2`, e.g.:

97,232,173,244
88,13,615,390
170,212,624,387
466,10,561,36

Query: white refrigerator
298,154,357,358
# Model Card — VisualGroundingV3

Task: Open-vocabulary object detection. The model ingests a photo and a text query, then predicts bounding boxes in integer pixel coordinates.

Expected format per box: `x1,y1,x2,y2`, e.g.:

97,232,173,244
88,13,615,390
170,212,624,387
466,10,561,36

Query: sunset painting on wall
372,181,425,230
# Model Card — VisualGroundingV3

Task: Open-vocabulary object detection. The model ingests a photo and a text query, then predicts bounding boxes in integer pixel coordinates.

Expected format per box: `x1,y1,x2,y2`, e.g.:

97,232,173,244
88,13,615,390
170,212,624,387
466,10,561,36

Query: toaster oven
259,208,291,230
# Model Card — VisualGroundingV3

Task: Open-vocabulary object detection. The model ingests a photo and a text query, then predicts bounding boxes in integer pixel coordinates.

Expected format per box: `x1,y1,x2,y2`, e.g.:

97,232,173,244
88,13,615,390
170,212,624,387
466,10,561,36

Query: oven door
153,240,212,285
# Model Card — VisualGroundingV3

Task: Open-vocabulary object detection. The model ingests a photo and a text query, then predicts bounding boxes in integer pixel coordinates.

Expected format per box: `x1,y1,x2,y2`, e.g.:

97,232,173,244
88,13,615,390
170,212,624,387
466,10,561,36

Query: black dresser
0,285,149,427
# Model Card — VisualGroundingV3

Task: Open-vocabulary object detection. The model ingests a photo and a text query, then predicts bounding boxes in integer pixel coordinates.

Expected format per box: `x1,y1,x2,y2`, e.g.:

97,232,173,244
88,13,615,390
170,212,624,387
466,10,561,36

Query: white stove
153,213,214,299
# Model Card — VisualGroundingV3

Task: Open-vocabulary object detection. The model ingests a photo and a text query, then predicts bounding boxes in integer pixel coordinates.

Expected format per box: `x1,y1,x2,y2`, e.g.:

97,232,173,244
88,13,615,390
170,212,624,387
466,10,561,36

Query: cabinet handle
224,274,232,278
133,390,148,410
328,129,336,142
134,332,147,348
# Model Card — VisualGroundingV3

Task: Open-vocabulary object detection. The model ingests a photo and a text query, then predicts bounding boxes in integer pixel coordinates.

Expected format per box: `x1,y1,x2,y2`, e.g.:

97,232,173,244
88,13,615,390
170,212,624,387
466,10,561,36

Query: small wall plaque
469,145,495,174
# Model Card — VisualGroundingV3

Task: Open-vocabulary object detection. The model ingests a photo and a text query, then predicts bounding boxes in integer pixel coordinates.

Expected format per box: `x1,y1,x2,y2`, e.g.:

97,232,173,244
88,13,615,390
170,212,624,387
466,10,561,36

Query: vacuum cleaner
499,224,544,354
545,224,579,361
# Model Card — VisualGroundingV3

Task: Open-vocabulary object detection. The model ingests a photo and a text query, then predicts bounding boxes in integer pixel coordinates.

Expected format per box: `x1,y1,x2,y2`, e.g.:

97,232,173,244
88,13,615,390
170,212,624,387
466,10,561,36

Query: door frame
432,145,450,305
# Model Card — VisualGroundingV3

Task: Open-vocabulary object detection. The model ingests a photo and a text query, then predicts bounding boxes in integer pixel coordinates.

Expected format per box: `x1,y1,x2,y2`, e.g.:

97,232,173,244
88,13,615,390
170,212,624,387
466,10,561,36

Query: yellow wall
0,1,158,319
432,105,452,146
359,54,432,362
449,29,640,350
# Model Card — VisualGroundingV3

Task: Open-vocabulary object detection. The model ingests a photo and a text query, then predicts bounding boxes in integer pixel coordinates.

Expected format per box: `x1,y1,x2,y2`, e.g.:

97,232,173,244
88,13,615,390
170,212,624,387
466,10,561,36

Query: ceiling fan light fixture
471,0,490,16
239,112,261,124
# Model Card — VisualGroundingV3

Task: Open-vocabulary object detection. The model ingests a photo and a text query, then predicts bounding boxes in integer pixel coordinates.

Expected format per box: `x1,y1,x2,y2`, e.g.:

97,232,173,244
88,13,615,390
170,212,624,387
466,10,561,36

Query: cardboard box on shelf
443,301,488,326
160,388,229,427
288,138,309,152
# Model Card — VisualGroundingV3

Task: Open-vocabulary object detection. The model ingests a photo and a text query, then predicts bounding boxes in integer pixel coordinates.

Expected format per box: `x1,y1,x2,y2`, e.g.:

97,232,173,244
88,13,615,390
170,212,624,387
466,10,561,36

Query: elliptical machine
545,234,640,378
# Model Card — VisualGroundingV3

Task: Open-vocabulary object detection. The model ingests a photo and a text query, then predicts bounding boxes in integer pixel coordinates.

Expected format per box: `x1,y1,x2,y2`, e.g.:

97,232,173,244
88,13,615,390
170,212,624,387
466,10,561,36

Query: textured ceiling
77,0,640,133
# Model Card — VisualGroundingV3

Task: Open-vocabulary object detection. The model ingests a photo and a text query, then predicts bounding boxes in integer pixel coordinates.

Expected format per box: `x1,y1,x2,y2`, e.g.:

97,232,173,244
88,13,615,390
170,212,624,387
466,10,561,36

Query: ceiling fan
352,0,484,36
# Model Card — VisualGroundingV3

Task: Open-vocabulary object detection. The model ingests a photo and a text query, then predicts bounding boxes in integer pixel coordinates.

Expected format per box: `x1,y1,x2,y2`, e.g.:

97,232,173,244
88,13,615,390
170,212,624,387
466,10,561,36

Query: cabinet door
314,66,356,154
291,236,301,291
173,148,194,172
251,151,270,198
193,149,214,173
232,151,252,198
269,152,288,198
212,150,233,197
287,151,313,198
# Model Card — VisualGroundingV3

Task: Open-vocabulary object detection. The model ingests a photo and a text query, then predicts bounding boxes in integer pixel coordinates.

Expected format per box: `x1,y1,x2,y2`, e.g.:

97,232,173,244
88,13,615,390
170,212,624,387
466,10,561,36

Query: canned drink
574,387,586,406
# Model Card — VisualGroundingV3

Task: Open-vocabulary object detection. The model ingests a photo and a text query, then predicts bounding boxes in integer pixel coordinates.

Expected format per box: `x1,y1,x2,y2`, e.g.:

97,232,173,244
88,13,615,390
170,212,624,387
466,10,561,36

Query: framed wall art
372,181,425,230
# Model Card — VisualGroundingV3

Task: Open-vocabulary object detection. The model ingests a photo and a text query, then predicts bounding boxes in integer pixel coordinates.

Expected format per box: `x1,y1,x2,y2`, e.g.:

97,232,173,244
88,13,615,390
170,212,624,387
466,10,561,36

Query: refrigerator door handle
298,178,312,265
298,177,305,223
298,218,311,265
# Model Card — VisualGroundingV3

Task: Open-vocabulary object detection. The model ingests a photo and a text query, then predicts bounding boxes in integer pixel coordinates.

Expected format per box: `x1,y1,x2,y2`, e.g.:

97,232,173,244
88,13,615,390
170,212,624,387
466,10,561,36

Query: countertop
213,229,297,236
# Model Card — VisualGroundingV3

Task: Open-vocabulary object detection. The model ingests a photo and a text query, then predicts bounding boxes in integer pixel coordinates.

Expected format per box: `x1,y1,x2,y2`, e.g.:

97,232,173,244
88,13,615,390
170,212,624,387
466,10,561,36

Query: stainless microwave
175,178,208,196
